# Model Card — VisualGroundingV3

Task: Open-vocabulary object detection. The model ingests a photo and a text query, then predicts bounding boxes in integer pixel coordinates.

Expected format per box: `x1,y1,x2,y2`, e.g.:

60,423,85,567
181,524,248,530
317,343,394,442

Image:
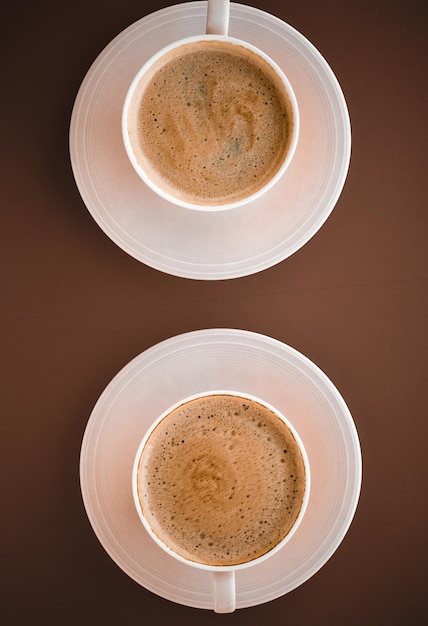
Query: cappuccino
136,394,306,566
126,40,294,206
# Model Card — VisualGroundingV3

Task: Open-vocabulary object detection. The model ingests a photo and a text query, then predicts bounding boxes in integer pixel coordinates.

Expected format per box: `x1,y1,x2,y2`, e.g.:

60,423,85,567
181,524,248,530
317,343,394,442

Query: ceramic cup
122,0,299,211
132,390,310,613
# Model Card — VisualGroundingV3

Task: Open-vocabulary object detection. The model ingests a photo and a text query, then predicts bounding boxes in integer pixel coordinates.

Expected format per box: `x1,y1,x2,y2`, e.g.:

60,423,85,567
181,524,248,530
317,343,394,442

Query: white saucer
80,329,361,609
70,2,351,280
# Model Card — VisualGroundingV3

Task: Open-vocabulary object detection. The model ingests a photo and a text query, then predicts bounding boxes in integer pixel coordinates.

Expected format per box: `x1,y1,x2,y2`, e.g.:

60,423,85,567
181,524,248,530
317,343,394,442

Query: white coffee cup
122,0,299,211
132,391,310,613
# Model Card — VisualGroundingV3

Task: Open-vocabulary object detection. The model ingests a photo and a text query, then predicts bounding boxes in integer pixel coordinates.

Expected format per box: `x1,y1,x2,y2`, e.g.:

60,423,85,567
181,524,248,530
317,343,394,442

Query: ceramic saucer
70,2,351,280
80,329,362,609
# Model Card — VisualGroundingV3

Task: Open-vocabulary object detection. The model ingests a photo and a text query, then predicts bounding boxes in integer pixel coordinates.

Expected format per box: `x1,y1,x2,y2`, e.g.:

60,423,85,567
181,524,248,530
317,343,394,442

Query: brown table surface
2,1,427,624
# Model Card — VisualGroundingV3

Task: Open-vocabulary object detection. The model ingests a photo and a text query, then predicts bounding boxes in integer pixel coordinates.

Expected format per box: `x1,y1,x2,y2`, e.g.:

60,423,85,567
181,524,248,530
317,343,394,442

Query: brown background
1,1,427,624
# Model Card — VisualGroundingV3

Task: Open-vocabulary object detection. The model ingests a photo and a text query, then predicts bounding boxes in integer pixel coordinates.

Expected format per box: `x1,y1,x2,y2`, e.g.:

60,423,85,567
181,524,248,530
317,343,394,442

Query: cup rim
132,390,311,572
122,34,300,211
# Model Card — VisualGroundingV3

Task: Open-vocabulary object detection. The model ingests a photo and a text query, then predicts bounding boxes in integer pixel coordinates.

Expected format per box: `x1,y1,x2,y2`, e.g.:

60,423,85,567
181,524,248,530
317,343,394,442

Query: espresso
127,40,293,205
136,394,306,566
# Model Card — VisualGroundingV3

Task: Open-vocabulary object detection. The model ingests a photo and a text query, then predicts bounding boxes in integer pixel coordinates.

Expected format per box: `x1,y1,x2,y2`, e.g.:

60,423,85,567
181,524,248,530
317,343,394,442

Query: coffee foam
137,394,306,566
128,40,293,205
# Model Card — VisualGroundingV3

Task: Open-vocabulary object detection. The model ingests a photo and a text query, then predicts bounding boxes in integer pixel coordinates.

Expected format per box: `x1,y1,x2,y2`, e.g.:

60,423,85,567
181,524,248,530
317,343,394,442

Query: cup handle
206,0,230,36
213,570,236,613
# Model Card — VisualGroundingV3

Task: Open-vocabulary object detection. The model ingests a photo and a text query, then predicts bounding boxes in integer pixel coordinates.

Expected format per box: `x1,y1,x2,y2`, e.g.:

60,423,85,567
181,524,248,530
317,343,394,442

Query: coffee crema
127,40,293,205
136,394,306,566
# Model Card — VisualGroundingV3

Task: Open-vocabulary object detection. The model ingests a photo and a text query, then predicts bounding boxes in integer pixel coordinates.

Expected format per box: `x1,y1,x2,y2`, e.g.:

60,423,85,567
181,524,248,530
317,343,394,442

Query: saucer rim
69,1,351,280
80,328,362,609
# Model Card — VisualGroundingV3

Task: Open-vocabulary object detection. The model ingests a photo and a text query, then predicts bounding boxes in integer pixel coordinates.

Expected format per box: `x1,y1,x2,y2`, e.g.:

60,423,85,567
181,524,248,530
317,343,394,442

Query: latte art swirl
127,40,294,205
136,394,306,566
